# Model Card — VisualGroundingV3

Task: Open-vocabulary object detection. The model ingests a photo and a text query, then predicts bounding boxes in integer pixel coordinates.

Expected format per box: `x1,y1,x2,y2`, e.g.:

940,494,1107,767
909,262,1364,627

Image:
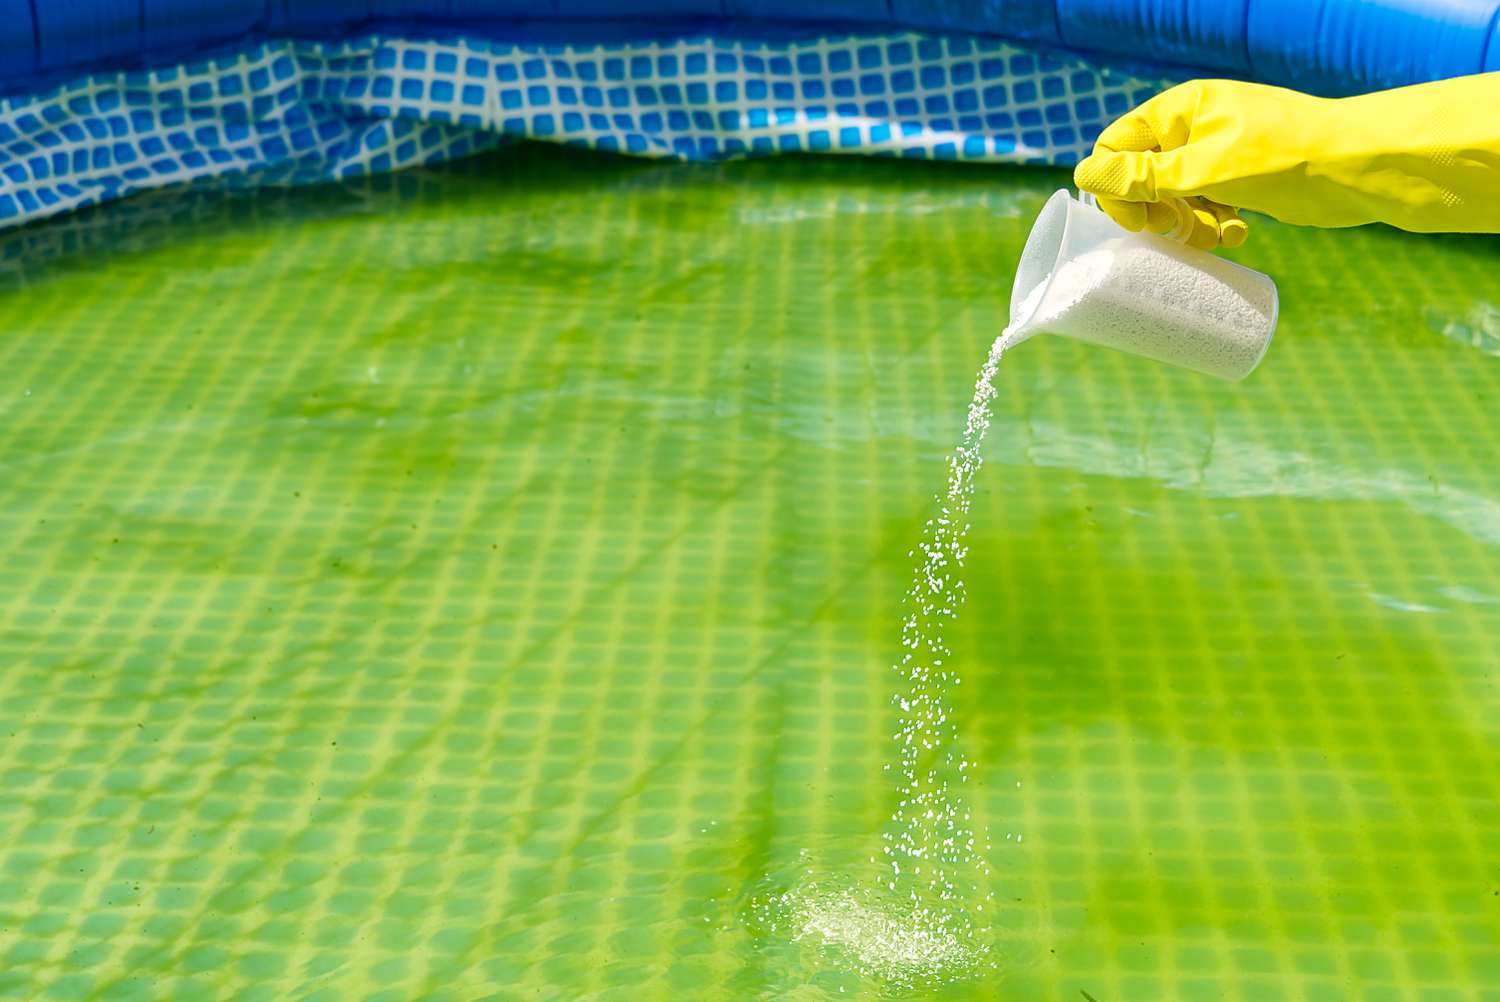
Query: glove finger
1153,196,1199,242
1176,199,1251,250
1095,195,1179,235
1143,199,1179,235
1096,195,1148,232
1182,197,1223,249
1209,200,1249,248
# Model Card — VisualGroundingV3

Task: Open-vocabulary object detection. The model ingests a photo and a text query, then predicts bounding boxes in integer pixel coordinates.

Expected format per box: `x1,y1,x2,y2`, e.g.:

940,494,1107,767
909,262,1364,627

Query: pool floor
0,145,1497,999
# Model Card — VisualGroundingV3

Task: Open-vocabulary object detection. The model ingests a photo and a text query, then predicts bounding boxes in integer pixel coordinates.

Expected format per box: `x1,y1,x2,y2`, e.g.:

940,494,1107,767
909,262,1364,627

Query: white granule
1014,237,1275,379
1013,274,1049,325
751,325,1030,991
867,326,1020,984
778,883,982,987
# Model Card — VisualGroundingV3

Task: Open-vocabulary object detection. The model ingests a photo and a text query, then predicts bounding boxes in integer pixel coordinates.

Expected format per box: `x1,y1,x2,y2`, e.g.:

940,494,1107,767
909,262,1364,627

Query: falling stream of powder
755,327,1021,988
878,326,1016,959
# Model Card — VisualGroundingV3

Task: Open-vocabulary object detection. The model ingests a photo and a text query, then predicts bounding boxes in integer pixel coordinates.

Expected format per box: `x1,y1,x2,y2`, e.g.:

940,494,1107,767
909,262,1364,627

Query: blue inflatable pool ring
0,1,1495,231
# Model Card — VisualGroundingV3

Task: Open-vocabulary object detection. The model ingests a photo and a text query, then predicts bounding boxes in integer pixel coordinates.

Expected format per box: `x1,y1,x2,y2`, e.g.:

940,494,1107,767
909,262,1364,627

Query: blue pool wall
2,1,1498,99
0,1,1495,232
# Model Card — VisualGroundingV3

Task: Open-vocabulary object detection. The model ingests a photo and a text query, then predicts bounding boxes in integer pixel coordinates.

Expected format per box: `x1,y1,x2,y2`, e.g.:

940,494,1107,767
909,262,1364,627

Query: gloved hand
1073,73,1500,248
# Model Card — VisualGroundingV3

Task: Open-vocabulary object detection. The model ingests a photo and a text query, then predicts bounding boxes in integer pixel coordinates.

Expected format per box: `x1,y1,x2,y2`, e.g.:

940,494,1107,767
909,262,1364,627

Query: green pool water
0,145,1497,1001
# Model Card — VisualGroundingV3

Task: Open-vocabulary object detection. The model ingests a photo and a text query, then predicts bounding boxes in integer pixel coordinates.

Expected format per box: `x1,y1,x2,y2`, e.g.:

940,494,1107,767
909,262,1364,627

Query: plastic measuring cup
1008,189,1279,381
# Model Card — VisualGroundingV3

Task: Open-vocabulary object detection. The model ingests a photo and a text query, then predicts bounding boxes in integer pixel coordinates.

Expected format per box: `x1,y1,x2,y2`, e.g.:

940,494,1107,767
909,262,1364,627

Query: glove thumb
1074,148,1161,204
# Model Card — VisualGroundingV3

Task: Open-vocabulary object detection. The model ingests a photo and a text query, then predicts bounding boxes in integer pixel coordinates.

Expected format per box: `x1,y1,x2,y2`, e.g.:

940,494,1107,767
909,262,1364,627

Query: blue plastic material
1058,0,1249,74
3,1,1500,99
35,0,141,71
143,1,265,53
727,0,885,17
1247,0,1500,96
0,0,37,79
560,1,721,13
892,0,1062,45
269,1,370,33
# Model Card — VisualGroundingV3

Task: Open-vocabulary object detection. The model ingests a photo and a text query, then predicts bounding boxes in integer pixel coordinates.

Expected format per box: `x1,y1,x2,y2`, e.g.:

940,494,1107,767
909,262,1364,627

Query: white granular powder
869,326,1023,982
1013,273,1048,327
761,880,983,987
753,237,1273,989
1016,238,1274,379
749,329,1020,990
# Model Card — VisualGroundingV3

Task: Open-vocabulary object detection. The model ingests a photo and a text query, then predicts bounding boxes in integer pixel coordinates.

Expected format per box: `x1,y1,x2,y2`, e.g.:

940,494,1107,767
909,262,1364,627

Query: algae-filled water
0,145,1498,1000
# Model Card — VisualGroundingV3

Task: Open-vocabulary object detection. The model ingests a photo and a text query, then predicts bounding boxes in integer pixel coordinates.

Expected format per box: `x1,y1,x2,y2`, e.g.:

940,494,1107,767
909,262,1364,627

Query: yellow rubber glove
1073,73,1500,248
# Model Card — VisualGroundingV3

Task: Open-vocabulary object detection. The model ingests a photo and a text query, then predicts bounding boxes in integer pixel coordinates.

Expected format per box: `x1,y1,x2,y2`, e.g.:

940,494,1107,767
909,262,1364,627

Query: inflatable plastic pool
0,4,1497,1000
